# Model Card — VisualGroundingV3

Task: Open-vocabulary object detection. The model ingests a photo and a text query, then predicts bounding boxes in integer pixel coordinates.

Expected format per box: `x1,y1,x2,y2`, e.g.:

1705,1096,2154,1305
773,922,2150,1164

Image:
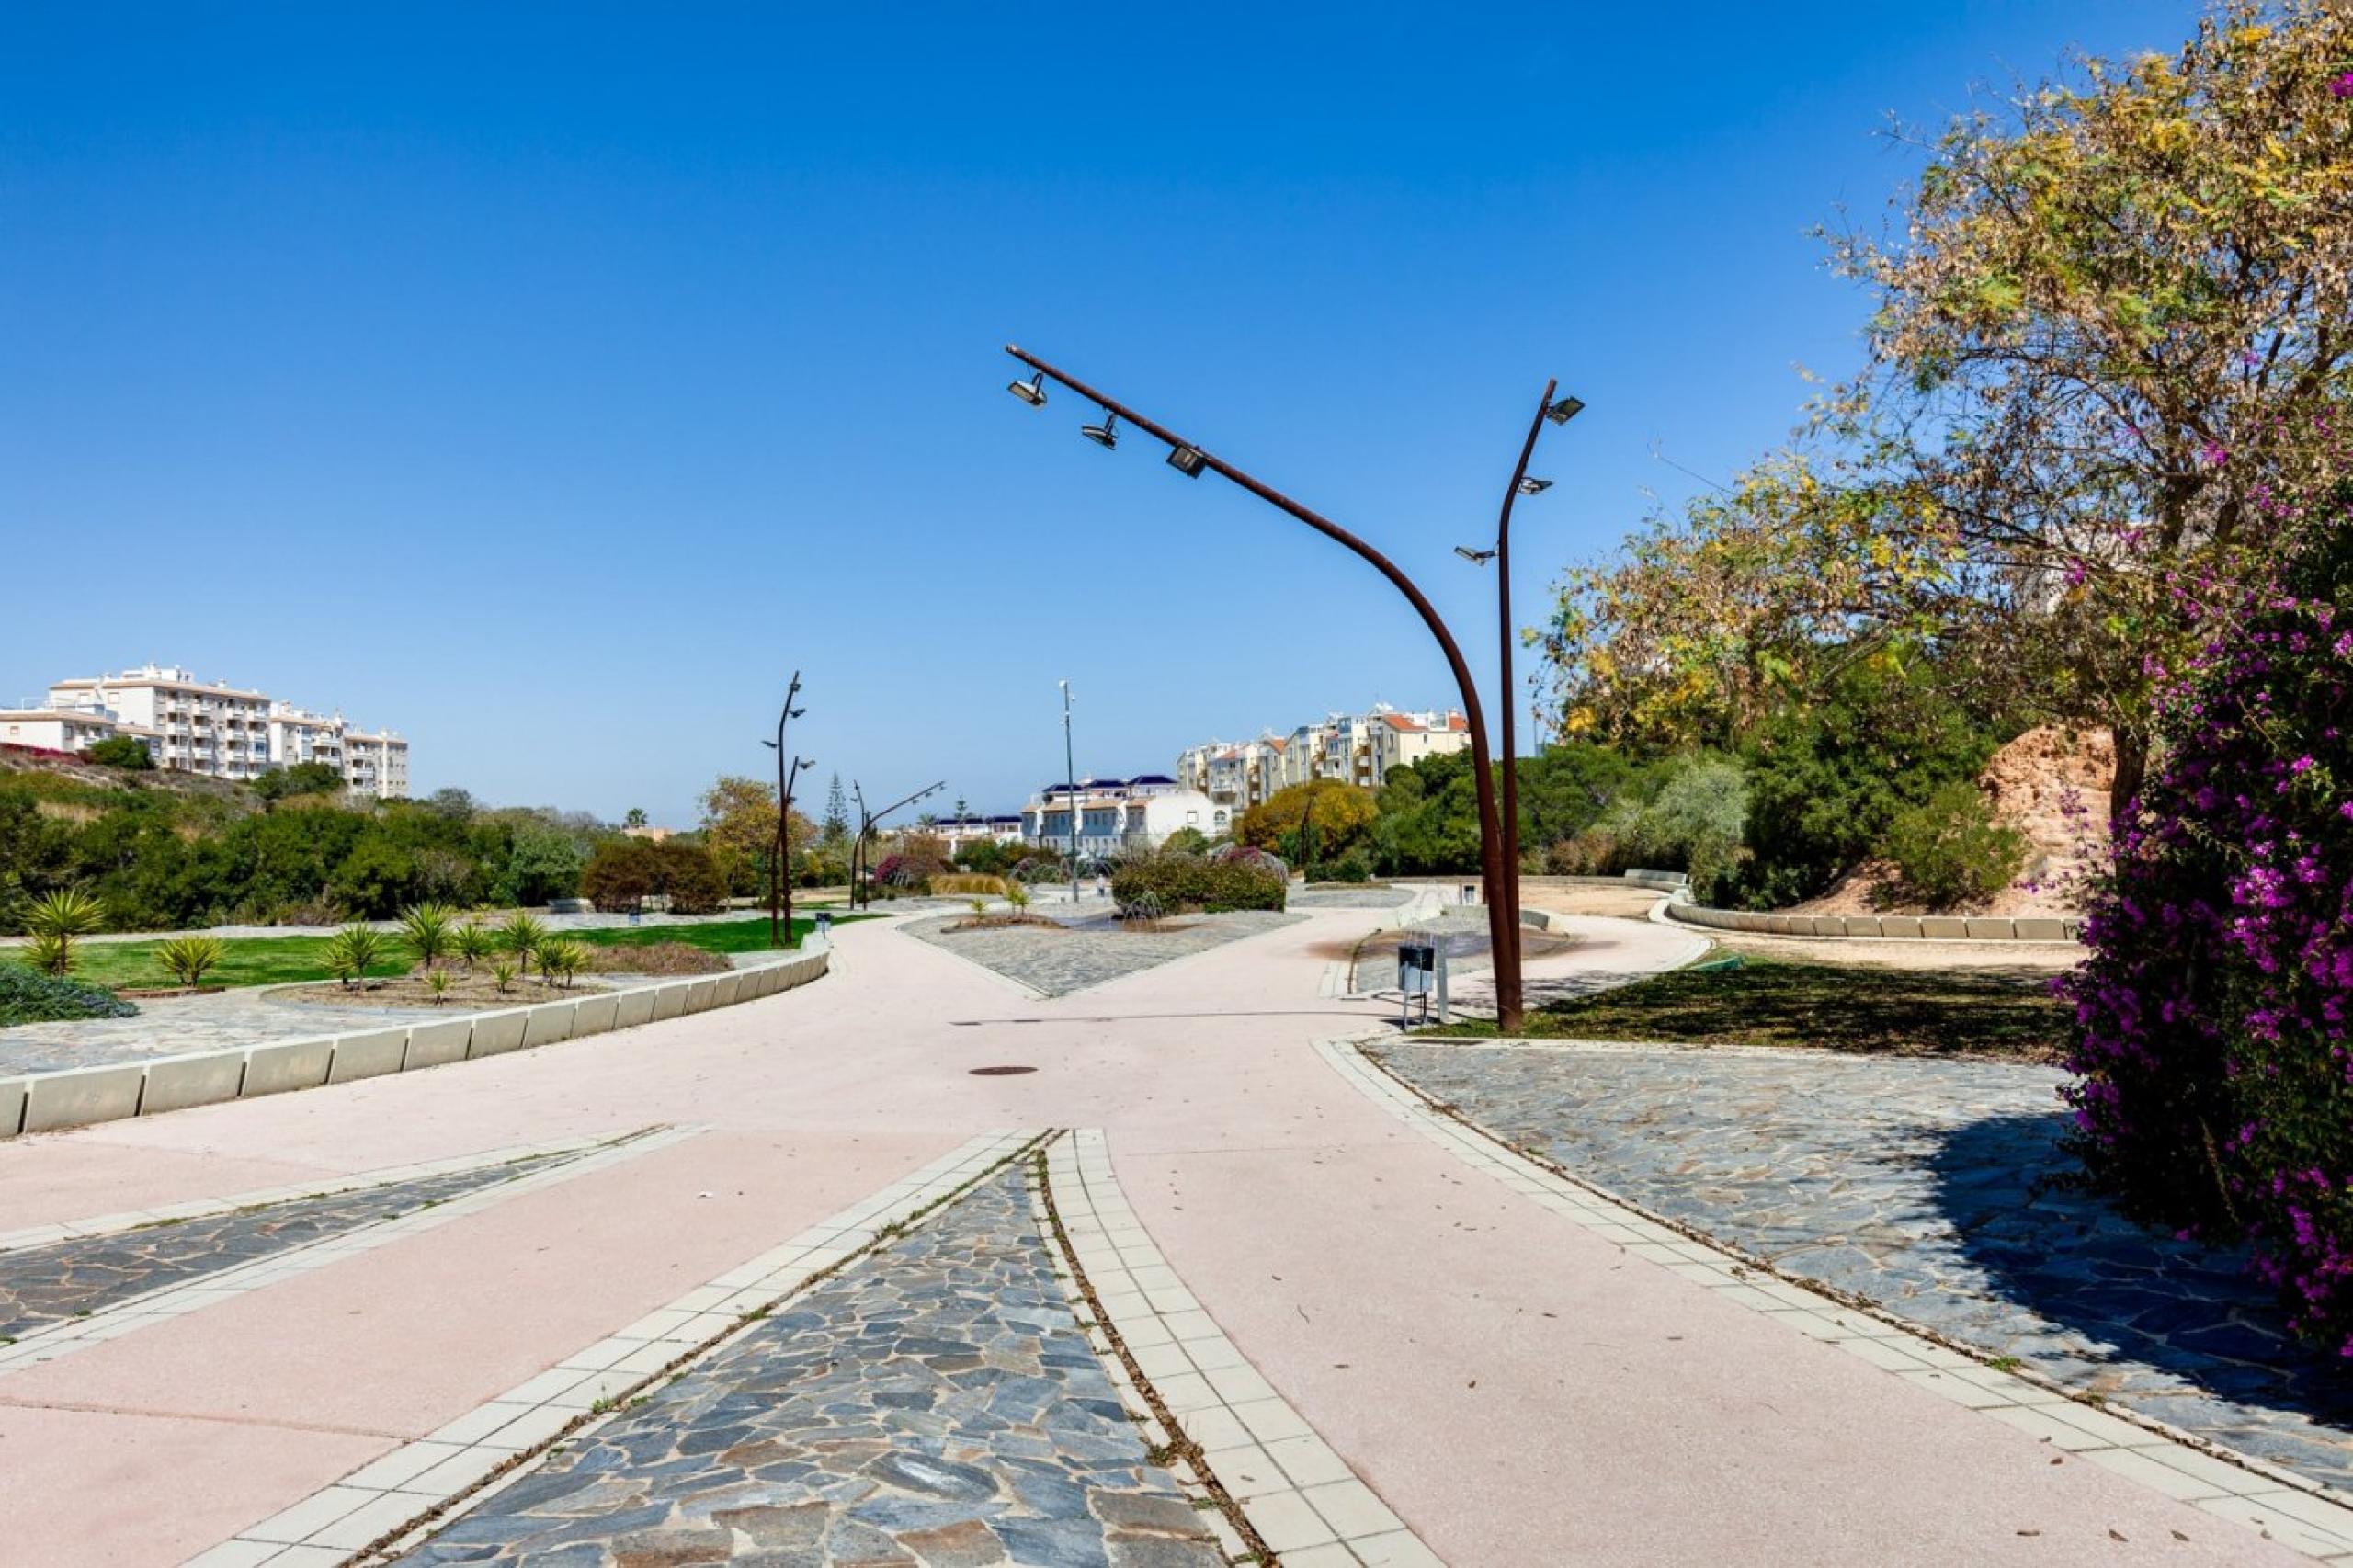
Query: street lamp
759,673,809,949
1000,343,1532,1030
1458,380,1586,954
850,778,947,907
1058,680,1081,906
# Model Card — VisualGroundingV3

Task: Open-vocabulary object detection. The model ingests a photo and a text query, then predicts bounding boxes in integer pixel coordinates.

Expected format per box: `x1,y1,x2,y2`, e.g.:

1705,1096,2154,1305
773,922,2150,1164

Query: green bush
1595,755,1751,901
1876,781,2026,910
85,736,153,770
0,964,137,1025
156,935,226,987
1110,850,1286,915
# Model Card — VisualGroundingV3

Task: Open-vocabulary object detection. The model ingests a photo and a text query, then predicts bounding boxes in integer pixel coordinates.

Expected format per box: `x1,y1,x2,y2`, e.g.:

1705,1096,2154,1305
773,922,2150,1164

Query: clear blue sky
1,2,2185,824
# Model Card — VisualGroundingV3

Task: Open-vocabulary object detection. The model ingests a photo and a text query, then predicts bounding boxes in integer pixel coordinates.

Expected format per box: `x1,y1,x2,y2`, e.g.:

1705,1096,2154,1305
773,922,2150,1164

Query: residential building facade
929,814,1027,856
23,664,412,797
1019,775,1227,859
1180,703,1469,812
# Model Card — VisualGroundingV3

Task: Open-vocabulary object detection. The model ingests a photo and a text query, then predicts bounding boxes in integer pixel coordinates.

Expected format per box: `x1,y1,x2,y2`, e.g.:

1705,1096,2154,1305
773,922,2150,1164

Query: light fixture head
761,738,779,749
1081,411,1119,449
1007,372,1048,407
1166,444,1207,478
1516,476,1553,496
1454,545,1497,564
1544,394,1586,426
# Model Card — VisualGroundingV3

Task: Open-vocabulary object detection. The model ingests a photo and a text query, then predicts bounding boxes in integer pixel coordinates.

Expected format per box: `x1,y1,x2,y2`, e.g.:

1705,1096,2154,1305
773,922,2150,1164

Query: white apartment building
27,664,411,797
1019,775,1228,859
342,729,411,799
1181,703,1470,809
0,708,158,756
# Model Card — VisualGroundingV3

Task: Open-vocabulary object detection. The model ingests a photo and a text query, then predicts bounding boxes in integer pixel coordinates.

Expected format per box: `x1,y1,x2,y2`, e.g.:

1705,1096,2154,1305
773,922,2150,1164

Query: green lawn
1426,956,2069,1061
41,914,859,994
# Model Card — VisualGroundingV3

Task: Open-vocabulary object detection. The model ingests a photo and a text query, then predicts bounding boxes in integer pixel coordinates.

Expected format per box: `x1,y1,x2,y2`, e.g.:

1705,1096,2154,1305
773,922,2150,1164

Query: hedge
1111,851,1286,915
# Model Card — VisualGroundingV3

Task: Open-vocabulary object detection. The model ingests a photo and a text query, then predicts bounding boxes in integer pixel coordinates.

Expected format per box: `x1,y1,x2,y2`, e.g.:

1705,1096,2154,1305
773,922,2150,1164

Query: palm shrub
426,970,452,1005
1002,881,1030,912
324,924,386,990
157,936,226,988
22,888,106,976
454,921,493,971
536,937,586,989
398,902,459,971
491,959,517,995
2063,510,2353,1353
497,913,548,968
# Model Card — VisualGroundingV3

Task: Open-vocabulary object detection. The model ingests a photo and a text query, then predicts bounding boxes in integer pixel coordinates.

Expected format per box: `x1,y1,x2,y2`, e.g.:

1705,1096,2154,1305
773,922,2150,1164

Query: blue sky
1,2,2186,824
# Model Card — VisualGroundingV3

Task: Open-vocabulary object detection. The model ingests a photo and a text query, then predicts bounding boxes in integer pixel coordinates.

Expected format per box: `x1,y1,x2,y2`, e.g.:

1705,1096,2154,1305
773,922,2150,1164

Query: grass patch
45,914,863,994
1425,956,2068,1061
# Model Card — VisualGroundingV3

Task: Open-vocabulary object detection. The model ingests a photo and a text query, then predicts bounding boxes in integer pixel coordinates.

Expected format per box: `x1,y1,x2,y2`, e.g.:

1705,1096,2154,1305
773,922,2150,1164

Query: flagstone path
392,1165,1222,1567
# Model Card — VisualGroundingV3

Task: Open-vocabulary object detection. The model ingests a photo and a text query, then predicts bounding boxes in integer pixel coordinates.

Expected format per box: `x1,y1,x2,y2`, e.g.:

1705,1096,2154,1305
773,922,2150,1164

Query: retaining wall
1664,902,2080,944
0,949,829,1140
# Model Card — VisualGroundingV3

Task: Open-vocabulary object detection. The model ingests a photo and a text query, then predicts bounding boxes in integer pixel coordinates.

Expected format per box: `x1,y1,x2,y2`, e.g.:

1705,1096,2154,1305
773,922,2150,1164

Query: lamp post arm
1004,345,1522,1028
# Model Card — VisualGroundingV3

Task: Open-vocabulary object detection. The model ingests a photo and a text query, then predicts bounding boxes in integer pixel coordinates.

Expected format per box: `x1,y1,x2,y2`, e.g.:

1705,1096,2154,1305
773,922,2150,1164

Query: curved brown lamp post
760,670,810,949
850,778,945,909
1002,344,1527,1030
1472,381,1585,942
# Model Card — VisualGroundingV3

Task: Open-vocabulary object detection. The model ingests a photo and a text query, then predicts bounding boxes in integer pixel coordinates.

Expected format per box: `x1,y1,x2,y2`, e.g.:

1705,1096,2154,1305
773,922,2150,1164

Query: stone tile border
0,1133,624,1257
188,1129,1043,1568
1040,1128,1440,1566
1319,1035,2353,1564
1665,899,2082,943
0,1126,690,1381
0,950,828,1142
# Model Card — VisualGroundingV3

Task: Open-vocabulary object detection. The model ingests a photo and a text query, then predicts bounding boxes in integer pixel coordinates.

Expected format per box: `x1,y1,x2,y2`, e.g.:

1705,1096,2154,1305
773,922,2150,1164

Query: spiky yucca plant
22,889,106,976
324,925,386,990
157,936,226,988
398,903,459,971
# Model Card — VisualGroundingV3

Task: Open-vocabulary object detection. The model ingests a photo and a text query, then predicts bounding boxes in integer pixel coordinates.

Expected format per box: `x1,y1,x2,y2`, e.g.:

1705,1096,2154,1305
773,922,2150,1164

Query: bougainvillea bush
2063,512,2353,1354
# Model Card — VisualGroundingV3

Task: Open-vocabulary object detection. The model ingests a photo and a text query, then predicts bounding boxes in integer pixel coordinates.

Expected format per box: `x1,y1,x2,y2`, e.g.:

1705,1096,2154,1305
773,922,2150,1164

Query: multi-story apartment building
928,814,1027,856
27,664,411,797
1018,775,1227,859
1180,704,1469,811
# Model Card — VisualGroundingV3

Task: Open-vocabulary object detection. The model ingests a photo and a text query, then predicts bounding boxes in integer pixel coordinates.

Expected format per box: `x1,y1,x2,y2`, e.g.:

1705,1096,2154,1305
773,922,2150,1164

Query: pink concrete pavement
0,910,2302,1566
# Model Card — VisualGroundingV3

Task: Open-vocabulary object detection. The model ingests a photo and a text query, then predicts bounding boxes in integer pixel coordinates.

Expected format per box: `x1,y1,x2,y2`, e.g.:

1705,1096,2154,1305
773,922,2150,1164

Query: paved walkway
903,909,1303,998
1371,1040,2353,1493
0,907,2317,1565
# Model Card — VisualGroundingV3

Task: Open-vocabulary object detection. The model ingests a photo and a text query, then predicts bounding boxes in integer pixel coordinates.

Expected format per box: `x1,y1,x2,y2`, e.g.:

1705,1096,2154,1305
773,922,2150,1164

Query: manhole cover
968,1065,1037,1076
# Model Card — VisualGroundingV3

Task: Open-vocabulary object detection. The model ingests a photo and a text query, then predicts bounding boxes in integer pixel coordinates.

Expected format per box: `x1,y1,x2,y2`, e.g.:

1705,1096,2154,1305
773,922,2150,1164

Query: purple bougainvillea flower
2334,70,2353,99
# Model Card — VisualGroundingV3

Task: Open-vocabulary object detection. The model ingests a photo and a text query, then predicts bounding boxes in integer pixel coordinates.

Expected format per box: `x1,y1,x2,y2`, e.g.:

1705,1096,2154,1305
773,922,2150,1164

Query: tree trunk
2109,725,2149,829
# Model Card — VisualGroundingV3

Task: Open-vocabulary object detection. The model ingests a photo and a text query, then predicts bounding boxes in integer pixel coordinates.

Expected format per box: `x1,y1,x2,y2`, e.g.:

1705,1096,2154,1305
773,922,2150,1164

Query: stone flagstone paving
0,1153,569,1343
1371,1039,2353,1494
392,1164,1223,1566
905,909,1302,999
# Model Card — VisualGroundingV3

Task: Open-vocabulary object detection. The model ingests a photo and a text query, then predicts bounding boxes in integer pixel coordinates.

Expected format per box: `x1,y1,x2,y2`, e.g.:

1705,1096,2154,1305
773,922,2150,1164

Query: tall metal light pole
760,672,808,949
1058,679,1081,906
1003,344,1529,1030
849,781,870,910
1462,384,1584,947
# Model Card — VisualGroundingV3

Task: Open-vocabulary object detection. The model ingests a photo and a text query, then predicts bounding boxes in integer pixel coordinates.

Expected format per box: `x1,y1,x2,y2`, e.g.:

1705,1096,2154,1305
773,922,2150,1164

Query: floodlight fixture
1166,444,1207,478
1516,477,1552,496
1008,372,1048,406
1454,545,1497,564
1081,411,1119,449
1544,394,1586,426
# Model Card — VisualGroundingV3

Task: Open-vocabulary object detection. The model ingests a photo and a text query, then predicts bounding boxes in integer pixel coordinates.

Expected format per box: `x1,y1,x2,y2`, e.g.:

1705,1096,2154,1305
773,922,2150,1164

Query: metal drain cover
968,1065,1037,1076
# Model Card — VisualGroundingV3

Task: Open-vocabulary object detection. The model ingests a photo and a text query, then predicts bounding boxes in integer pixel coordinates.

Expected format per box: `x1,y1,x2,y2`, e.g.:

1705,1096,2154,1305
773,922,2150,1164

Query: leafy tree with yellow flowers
1545,0,2353,821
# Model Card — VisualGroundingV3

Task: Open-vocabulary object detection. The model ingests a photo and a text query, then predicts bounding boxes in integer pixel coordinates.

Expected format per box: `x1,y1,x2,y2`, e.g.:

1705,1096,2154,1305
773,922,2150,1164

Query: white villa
1177,703,1471,812
18,664,412,797
1019,775,1228,859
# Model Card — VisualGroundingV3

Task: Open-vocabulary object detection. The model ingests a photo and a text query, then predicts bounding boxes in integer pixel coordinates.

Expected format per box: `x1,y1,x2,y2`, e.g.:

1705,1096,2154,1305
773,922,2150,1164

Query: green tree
255,761,346,801
623,806,648,829
1546,0,2353,819
85,736,153,770
1237,781,1377,876
822,774,851,846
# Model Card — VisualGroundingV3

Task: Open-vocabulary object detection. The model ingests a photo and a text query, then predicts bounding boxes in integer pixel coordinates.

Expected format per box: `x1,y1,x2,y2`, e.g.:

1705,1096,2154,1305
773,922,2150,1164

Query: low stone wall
1664,902,2081,944
0,949,829,1140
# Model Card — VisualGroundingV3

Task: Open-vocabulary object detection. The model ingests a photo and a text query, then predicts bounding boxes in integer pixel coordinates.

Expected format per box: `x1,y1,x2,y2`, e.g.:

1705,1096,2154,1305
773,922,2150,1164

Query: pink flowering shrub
2063,513,2353,1353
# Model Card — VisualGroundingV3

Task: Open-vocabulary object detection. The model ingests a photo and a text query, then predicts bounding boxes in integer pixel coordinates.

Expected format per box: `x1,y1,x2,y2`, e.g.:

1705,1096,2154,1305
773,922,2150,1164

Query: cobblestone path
905,910,1302,998
1372,1040,2353,1492
394,1165,1222,1566
0,1154,566,1342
